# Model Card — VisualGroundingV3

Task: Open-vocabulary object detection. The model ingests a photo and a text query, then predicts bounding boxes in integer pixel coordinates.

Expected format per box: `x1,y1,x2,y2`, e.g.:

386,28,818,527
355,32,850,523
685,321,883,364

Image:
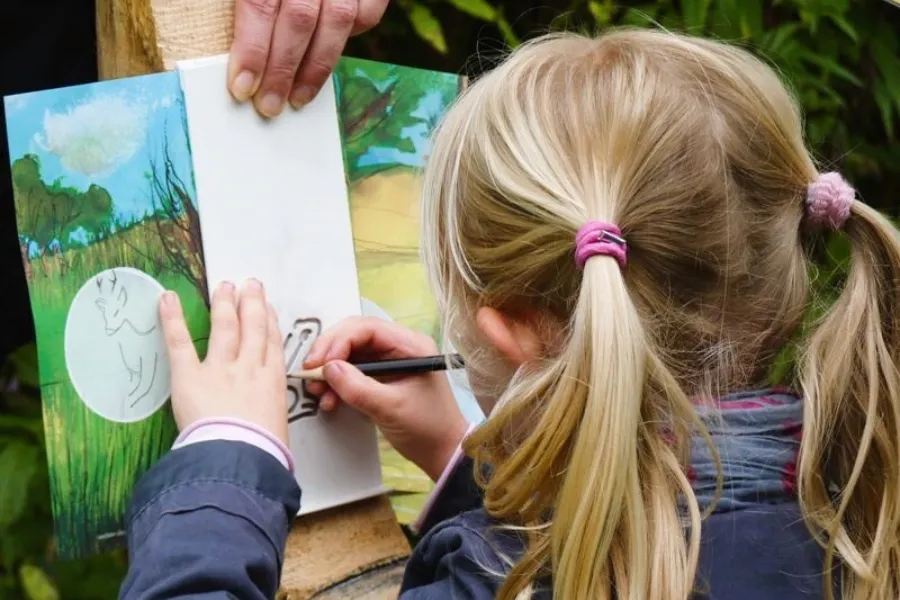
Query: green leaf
495,13,522,48
445,0,496,22
681,0,711,30
0,442,39,527
19,565,59,600
874,79,895,139
588,0,614,25
7,343,39,388
404,2,448,54
871,41,900,115
739,0,764,39
798,50,863,87
828,14,859,43
622,5,660,28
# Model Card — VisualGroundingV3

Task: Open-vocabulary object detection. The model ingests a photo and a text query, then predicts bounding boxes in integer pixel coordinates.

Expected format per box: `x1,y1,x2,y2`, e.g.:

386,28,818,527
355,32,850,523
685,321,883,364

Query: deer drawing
94,269,160,409
284,317,322,422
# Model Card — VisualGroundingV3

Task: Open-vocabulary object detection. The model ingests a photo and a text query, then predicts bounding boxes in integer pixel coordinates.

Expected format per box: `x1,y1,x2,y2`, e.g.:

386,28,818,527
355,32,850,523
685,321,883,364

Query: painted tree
334,58,463,183
146,130,209,307
11,154,114,273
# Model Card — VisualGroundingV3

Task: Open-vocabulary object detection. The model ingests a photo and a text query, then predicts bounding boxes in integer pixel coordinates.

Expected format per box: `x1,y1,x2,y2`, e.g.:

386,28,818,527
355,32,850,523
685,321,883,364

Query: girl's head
422,29,900,600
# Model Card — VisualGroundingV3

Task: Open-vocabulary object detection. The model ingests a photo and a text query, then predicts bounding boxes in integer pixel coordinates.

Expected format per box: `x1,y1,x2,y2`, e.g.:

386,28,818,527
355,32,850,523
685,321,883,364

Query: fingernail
289,86,315,109
257,92,284,118
246,278,262,292
162,291,177,306
218,280,235,293
231,70,257,102
324,362,344,378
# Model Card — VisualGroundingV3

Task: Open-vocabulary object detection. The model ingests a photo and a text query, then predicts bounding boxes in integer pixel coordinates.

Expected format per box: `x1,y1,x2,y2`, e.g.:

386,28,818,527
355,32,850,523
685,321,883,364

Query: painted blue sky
4,71,195,227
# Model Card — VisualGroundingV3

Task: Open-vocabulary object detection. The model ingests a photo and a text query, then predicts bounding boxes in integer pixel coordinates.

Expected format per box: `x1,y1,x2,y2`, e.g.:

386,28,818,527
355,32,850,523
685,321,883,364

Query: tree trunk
20,241,32,282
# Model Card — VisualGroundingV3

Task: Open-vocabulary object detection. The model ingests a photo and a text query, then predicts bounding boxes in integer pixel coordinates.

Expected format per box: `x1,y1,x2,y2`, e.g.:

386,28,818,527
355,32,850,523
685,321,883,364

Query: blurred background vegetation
1,0,898,597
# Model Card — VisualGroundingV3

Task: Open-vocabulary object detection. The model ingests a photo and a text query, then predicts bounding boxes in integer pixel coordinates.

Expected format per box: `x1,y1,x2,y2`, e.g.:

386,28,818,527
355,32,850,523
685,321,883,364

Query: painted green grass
29,221,209,558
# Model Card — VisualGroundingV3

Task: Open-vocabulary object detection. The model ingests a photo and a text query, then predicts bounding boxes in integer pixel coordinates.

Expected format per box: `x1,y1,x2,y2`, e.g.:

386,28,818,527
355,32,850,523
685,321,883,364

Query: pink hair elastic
806,171,855,230
575,221,627,270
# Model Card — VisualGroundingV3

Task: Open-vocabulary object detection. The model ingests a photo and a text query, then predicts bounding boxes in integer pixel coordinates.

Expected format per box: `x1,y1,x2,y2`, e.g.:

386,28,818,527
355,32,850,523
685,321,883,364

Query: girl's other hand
159,279,288,445
304,317,468,481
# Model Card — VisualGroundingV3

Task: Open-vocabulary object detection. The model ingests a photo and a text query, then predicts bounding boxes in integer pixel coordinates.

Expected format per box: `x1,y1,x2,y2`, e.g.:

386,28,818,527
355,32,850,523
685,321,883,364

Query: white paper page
177,54,384,515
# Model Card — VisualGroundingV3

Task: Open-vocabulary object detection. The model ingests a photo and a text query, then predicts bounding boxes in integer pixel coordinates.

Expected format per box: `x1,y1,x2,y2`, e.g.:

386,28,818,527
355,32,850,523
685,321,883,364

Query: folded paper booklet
4,55,482,559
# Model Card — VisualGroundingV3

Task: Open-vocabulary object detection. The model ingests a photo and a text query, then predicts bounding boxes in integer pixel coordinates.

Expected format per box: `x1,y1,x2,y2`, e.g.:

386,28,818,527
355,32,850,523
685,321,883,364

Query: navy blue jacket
120,438,835,599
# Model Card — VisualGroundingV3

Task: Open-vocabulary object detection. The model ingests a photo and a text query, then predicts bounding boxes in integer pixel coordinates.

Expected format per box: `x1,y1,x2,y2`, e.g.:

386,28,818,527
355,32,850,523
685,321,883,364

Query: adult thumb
323,361,386,419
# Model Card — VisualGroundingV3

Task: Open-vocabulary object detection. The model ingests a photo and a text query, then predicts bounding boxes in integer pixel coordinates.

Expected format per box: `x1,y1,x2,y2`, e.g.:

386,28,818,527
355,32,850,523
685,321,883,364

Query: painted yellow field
349,167,439,522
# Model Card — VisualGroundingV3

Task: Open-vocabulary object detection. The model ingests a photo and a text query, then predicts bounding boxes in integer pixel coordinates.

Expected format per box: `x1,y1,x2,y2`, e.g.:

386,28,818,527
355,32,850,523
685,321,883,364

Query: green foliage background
1,0,898,597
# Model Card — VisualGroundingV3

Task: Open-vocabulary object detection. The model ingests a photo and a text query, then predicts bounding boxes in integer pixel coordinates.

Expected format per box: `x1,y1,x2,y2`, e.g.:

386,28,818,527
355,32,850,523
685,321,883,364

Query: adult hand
228,0,389,118
159,279,289,445
304,317,469,481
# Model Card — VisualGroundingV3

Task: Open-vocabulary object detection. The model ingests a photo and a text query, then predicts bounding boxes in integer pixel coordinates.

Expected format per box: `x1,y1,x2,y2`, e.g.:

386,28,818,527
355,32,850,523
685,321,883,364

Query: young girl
121,29,900,600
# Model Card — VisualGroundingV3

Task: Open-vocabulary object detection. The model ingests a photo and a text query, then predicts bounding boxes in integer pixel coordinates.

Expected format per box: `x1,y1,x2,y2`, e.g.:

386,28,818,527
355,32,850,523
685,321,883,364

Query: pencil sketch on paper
65,266,171,426
94,269,159,407
284,317,322,423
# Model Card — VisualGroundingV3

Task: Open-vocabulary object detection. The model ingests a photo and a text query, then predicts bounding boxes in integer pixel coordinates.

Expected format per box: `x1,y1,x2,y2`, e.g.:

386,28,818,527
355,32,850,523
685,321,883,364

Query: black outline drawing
93,269,159,409
284,317,322,423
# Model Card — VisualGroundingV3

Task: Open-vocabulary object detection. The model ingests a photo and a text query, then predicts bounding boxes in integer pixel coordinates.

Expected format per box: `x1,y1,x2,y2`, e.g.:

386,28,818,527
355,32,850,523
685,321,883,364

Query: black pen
288,353,465,381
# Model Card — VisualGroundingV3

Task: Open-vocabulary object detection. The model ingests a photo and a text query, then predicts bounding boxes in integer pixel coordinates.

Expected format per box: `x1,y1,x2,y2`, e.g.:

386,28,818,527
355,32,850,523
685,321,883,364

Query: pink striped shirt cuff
411,421,479,533
172,417,294,473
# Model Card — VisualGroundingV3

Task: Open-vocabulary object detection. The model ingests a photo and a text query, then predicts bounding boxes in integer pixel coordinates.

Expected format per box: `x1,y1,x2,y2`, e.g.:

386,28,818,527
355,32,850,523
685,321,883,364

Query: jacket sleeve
118,440,302,600
399,515,517,599
414,455,485,538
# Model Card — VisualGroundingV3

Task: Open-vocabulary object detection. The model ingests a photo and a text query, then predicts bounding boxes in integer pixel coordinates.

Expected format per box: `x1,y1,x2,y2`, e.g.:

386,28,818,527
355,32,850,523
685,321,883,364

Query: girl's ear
475,306,543,367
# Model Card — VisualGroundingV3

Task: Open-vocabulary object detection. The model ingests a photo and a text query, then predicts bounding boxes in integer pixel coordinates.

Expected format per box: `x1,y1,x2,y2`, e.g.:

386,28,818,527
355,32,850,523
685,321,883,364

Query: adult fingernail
231,70,257,102
246,278,262,292
162,291,177,306
257,92,284,118
218,280,235,293
290,86,315,109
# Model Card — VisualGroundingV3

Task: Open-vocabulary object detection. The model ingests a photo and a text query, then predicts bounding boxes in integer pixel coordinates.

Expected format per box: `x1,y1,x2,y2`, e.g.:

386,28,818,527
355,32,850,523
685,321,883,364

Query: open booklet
4,55,483,559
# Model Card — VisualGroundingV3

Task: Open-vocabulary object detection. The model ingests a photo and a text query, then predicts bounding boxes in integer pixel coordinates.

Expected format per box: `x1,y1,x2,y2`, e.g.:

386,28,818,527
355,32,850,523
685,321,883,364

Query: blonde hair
420,29,900,600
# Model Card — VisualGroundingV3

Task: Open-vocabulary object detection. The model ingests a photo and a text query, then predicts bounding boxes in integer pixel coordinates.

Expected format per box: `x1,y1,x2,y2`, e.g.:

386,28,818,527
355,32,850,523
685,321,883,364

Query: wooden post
95,1,412,597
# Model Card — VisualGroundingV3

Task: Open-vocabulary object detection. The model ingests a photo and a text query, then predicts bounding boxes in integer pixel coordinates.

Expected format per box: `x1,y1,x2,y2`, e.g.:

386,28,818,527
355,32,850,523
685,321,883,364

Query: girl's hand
159,280,288,445
304,317,469,481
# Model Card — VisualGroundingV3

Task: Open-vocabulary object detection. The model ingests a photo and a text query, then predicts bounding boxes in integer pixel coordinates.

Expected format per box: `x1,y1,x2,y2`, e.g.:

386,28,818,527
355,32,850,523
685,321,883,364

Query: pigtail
467,257,708,600
799,200,900,599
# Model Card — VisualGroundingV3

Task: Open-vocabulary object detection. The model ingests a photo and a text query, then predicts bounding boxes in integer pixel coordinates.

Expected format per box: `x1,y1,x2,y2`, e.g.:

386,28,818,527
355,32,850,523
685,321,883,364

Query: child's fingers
159,291,199,375
264,303,284,368
305,380,327,397
319,390,339,412
322,360,397,422
206,282,240,363
305,316,434,367
237,279,269,366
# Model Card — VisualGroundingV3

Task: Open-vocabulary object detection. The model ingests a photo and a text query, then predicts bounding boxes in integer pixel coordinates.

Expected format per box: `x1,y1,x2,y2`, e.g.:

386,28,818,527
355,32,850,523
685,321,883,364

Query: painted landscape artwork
336,58,482,522
5,57,482,559
5,72,209,557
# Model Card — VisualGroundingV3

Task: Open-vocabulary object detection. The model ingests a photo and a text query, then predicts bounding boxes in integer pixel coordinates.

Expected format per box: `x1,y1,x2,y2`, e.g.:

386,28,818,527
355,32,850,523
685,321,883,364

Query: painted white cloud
5,96,27,113
35,94,149,178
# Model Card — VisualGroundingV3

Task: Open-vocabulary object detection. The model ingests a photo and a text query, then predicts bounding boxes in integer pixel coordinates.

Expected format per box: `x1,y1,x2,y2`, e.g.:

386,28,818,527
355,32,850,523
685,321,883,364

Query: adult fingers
237,279,269,365
254,0,323,117
323,361,396,421
351,0,387,35
159,291,199,376
289,0,356,109
265,302,285,368
228,0,281,102
206,281,240,363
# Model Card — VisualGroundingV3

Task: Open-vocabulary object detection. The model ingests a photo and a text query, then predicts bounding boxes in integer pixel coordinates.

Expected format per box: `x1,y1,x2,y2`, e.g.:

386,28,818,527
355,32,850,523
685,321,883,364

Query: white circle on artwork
64,267,171,423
